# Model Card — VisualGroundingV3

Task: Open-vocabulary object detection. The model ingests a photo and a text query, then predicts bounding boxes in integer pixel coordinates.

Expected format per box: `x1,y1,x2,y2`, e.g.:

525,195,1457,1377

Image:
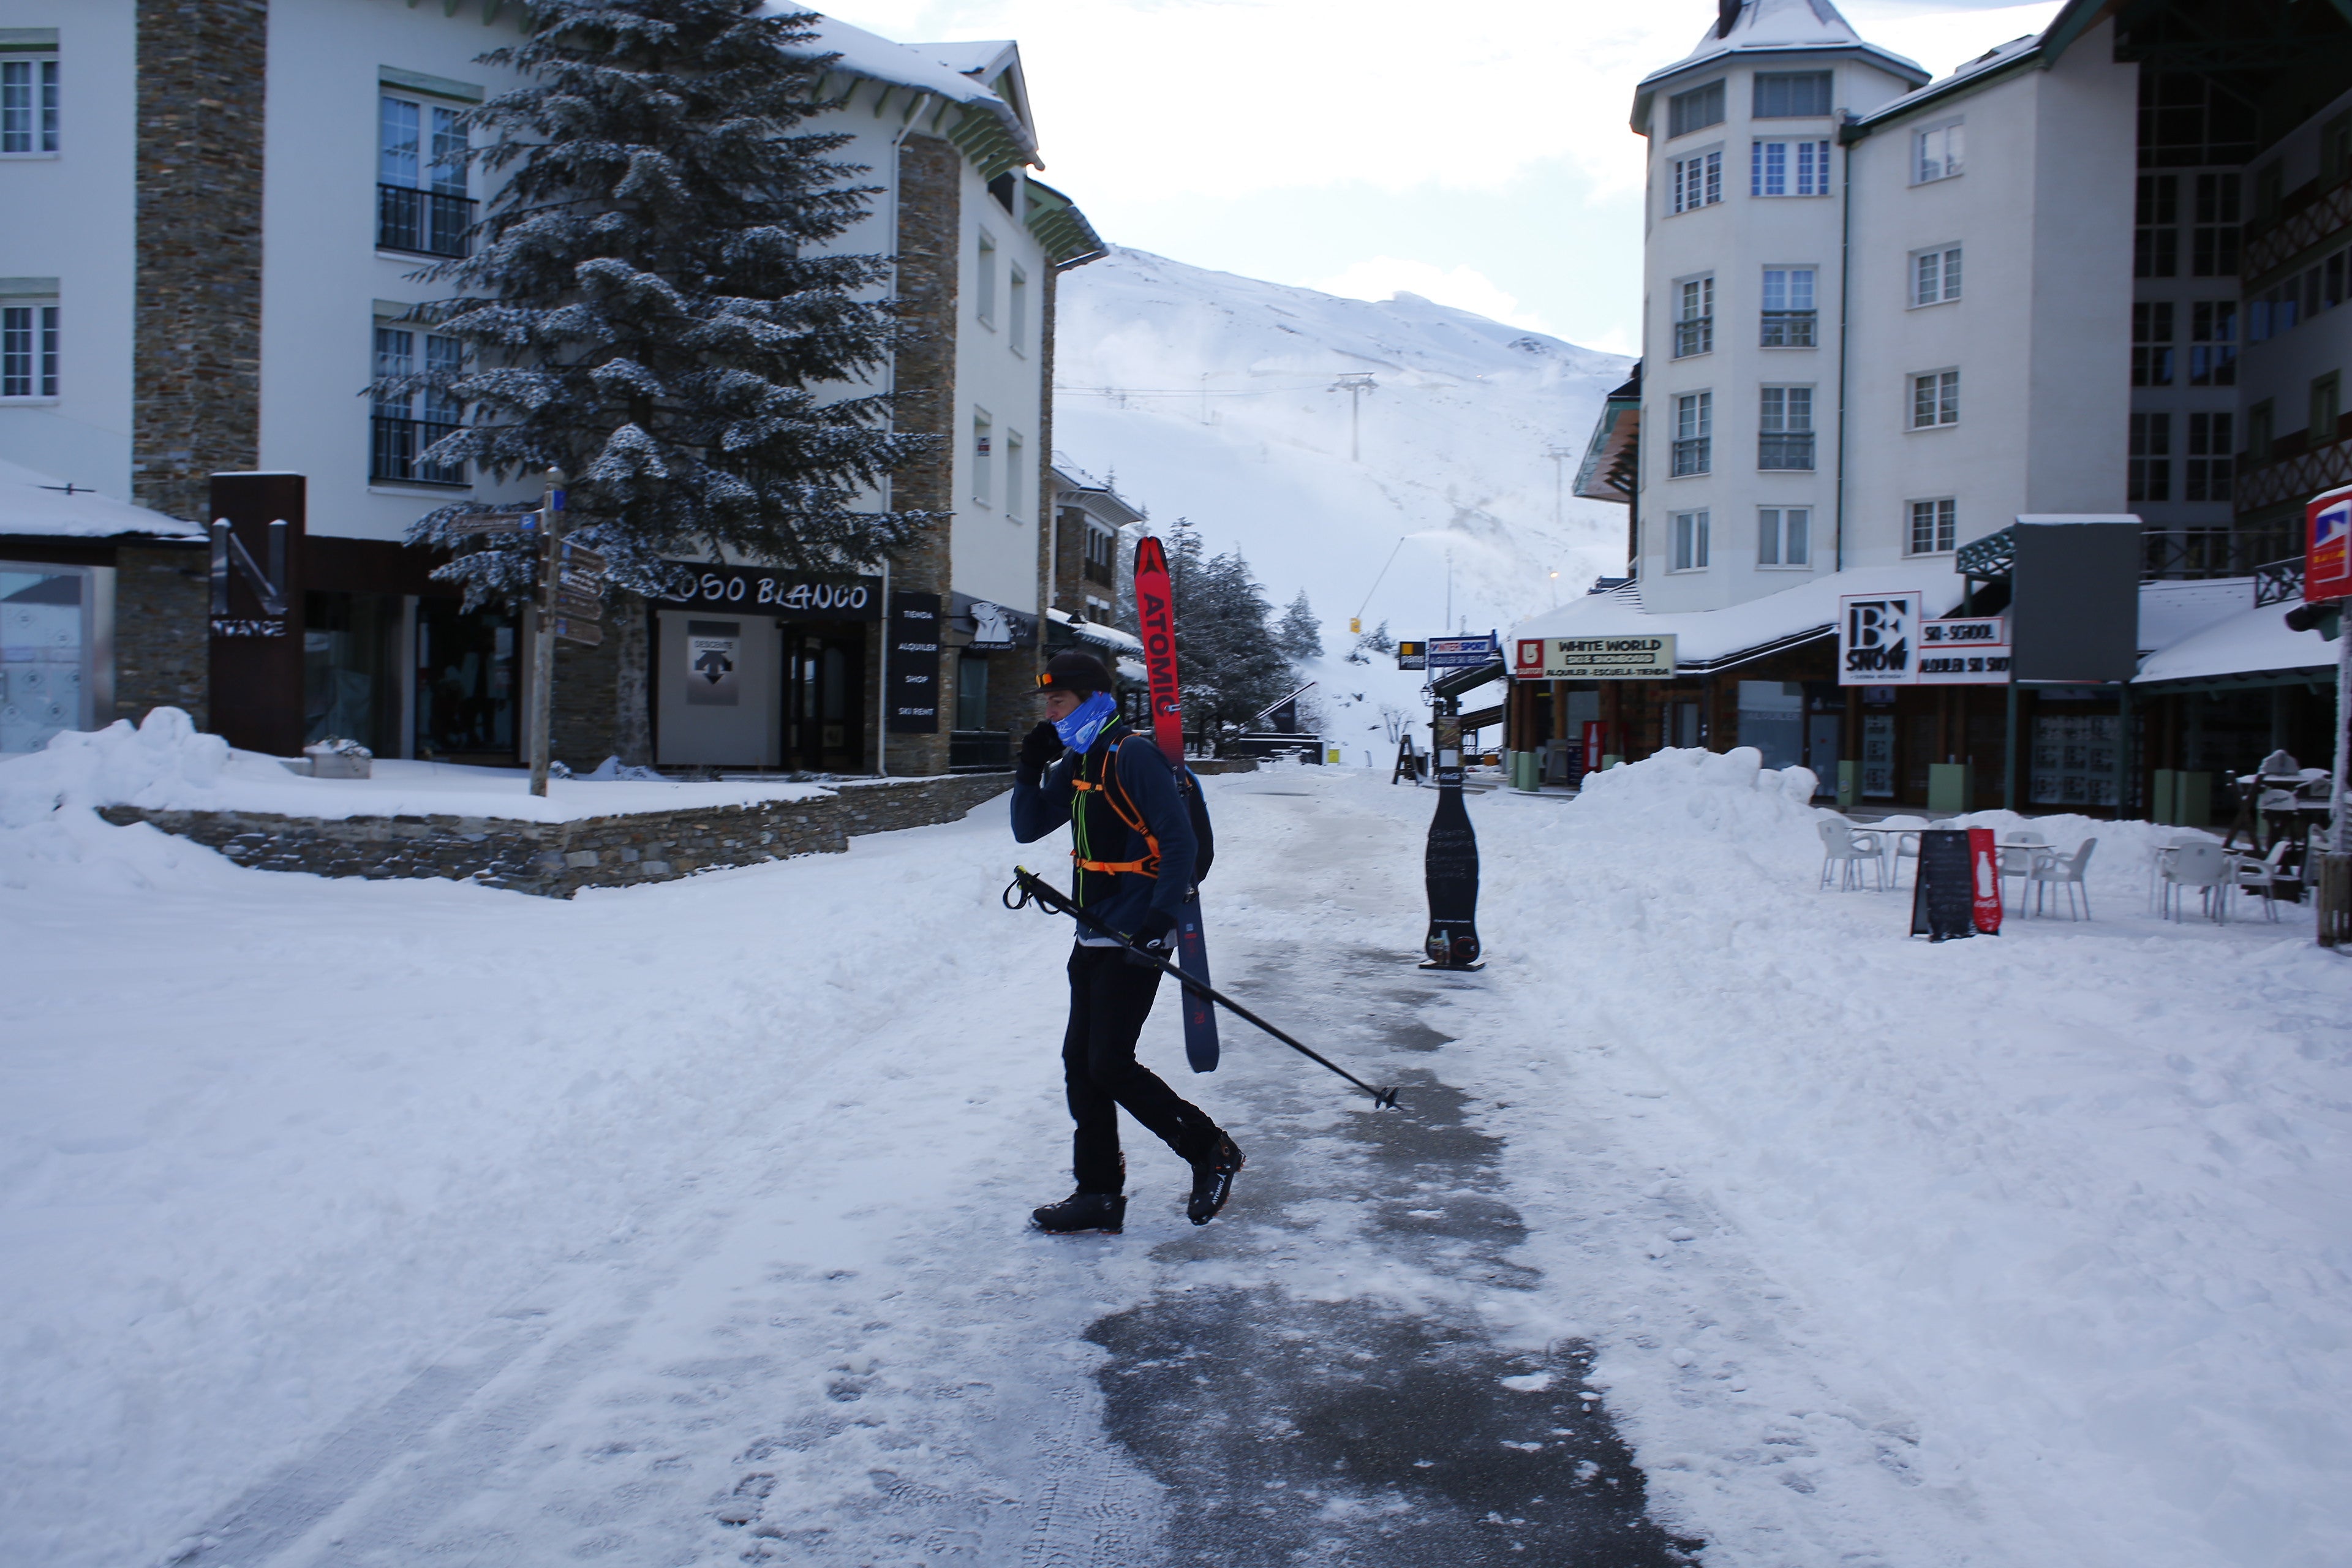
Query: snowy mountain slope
1053,248,1634,690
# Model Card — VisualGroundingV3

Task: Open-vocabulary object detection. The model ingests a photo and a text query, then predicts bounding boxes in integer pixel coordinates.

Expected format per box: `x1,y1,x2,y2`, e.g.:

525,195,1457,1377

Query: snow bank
1570,746,1820,839
0,708,835,824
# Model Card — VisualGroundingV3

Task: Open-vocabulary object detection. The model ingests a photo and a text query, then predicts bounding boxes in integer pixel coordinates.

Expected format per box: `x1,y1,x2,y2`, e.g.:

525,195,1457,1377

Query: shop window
2030,712,2120,807
414,596,518,760
1736,680,1804,769
0,564,89,750
304,591,405,755
1861,710,1894,798
956,650,990,729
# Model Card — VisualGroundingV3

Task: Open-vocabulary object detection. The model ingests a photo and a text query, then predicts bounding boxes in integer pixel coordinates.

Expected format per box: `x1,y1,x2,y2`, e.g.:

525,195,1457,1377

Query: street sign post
524,470,568,796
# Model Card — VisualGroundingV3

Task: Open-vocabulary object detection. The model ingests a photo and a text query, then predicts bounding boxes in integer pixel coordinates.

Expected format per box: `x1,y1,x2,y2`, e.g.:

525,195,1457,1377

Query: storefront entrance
782,622,865,772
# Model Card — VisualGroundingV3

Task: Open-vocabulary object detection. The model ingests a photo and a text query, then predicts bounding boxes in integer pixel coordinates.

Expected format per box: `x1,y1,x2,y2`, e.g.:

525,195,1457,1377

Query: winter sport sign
1512,635,1676,680
1838,591,1925,685
1425,634,1500,670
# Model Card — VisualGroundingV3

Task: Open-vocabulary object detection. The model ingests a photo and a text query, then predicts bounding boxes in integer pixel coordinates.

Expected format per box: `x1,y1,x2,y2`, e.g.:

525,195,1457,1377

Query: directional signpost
519,469,589,797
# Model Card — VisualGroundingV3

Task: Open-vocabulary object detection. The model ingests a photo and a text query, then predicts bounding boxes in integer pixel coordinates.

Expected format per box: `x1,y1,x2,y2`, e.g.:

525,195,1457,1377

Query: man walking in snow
1012,650,1243,1234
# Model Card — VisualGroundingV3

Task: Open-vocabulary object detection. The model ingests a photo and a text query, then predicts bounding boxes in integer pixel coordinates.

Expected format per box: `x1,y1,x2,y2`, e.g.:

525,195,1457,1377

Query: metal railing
1672,317,1713,358
1760,309,1817,348
1756,432,1815,470
1670,437,1710,477
2253,555,2307,606
371,416,467,486
2143,524,2300,581
377,183,475,259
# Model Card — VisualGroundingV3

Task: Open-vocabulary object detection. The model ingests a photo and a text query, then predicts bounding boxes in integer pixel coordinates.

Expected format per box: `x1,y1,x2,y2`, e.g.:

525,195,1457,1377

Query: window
2185,412,2233,502
1005,432,1023,518
1909,370,1958,429
1907,499,1957,555
0,298,58,398
377,94,472,258
1668,80,1724,138
2331,248,2348,312
2250,278,2300,343
1752,138,1831,197
1758,507,1811,567
1082,524,1115,586
2189,301,2237,386
1671,149,1722,214
976,230,997,326
1753,72,1831,119
1757,385,1814,470
2131,301,2174,386
2192,173,2239,277
2128,412,2171,502
956,651,990,730
1914,121,1963,183
1008,266,1027,355
2135,173,2178,278
2247,399,2274,464
971,410,992,503
0,48,58,154
2313,372,2343,445
2252,162,2282,224
1760,267,1816,345
1671,391,1712,476
1671,509,1711,571
1673,276,1714,358
1910,246,1961,306
370,325,465,486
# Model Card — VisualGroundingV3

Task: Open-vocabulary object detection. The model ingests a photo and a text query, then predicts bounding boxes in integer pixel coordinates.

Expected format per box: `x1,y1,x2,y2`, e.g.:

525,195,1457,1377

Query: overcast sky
816,0,2064,354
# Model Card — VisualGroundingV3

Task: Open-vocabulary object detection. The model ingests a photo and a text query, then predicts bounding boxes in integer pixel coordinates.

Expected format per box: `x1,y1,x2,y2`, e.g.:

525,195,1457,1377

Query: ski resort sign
1512,635,1676,680
1838,590,1925,685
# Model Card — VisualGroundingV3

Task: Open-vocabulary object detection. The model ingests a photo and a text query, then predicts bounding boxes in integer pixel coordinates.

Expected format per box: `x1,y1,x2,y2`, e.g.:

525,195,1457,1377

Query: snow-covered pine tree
1343,618,1395,664
1274,590,1323,664
377,1,931,644
1165,528,1288,737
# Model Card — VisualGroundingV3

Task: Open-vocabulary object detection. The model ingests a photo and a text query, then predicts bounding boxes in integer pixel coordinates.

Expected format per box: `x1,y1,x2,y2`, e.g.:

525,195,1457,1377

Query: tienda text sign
1512,635,1677,679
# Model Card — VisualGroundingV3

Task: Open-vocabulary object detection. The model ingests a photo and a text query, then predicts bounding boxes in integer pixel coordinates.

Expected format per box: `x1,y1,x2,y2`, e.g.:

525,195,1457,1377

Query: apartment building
0,2,1101,775
1524,0,2350,817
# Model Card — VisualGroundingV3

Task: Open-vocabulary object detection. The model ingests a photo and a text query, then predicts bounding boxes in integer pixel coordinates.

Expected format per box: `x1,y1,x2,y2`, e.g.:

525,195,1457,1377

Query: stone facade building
0,3,1100,775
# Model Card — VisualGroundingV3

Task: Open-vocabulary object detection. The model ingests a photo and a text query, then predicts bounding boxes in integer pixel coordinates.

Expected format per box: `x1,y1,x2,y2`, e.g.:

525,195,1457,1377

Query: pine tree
1343,618,1394,664
377,0,932,614
1275,589,1323,663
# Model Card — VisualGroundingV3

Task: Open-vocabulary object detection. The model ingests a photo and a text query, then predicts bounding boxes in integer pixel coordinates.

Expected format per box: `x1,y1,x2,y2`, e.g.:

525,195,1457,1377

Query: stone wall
111,542,210,727
132,0,268,522
99,771,1014,899
883,132,962,778
549,597,627,767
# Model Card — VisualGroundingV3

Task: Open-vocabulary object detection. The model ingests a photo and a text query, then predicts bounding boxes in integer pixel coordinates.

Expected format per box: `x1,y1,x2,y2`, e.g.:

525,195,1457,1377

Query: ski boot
1186,1134,1246,1226
1031,1190,1126,1235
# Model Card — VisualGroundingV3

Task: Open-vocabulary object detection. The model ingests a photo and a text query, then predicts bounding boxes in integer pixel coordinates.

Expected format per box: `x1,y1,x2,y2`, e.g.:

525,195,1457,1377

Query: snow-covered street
6,758,2349,1567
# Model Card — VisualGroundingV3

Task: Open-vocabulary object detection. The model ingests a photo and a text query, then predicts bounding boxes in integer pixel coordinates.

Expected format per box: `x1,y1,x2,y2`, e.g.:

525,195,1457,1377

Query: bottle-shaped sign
1421,705,1483,970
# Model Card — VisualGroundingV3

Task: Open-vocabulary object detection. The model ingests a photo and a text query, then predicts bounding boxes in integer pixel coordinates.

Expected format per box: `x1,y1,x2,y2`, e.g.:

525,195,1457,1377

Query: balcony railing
371,416,467,487
1670,436,1710,477
2253,555,2306,606
2141,524,2301,581
1757,432,1815,470
377,183,475,259
1672,317,1713,358
1760,309,1817,348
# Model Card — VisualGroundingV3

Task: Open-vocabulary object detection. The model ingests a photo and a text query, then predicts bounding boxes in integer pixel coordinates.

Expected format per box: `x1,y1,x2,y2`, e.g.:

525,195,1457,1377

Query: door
782,622,866,773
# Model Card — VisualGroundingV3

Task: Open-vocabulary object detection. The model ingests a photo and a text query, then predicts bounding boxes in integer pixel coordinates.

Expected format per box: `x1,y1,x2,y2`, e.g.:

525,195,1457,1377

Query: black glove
1125,908,1177,967
1018,720,1060,784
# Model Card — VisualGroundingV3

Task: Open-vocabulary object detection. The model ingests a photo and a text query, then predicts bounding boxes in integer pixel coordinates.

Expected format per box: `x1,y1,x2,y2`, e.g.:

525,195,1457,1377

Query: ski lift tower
1329,373,1377,462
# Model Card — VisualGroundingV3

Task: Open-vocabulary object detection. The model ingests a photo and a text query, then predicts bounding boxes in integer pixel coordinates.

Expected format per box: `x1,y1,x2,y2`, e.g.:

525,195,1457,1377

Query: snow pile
1570,746,1821,840
0,707,230,827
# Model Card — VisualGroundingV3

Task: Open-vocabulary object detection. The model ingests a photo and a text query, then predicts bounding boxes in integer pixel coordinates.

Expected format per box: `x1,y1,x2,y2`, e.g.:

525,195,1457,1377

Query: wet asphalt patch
1084,956,1702,1566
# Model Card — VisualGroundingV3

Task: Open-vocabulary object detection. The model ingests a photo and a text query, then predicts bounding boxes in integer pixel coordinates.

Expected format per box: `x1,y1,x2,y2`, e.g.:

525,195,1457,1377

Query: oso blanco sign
1915,616,2011,684
1512,635,1677,679
1838,591,1924,685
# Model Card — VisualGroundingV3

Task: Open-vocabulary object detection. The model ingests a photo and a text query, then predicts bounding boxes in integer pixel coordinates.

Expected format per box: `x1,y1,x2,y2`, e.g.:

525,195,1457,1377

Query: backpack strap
1070,737,1161,878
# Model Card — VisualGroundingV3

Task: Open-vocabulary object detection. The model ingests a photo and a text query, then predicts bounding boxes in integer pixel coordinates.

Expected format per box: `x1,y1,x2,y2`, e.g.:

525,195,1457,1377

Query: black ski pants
1063,943,1222,1194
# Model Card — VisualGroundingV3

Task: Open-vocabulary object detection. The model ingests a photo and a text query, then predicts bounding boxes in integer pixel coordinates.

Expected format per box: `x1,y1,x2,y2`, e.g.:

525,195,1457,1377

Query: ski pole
1005,867,1401,1110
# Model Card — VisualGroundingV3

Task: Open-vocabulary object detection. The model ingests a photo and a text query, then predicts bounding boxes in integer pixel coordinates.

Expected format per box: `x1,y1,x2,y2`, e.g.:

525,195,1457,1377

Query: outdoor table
1876,827,2049,891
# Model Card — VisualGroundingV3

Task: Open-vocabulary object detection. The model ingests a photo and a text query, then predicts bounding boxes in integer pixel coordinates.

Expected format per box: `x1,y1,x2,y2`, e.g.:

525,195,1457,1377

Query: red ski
1133,537,1219,1073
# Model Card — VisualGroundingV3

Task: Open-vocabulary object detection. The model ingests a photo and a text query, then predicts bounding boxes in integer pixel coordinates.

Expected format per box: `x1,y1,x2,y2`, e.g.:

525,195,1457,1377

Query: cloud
1307,258,1550,332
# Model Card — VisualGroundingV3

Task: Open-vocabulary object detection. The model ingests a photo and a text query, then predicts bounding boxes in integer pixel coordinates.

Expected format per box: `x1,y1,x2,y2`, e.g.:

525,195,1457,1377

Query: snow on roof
1047,606,1144,655
2135,601,2335,686
1509,564,1969,671
0,458,197,540
1855,33,2046,131
1637,0,1924,95
2138,577,2255,654
776,11,1038,164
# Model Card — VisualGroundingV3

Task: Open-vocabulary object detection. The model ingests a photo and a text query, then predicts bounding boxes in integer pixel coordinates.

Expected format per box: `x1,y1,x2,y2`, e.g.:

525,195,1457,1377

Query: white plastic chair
2160,841,2232,923
1890,820,1959,888
1817,819,1885,891
1997,830,2047,913
2230,840,2296,922
2026,839,2097,920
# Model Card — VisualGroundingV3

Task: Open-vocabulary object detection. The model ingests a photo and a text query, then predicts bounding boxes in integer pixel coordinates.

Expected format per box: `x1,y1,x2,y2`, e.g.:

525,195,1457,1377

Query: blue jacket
1011,723,1196,941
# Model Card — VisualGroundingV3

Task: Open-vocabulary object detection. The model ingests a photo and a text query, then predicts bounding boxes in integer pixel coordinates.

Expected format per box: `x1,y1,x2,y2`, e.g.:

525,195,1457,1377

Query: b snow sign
2309,484,2352,603
1838,591,1924,685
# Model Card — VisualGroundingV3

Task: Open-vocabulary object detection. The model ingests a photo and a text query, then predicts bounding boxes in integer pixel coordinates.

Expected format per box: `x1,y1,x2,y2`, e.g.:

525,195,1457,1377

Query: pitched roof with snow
1510,564,1968,674
0,459,197,540
780,10,1041,171
1634,0,1926,123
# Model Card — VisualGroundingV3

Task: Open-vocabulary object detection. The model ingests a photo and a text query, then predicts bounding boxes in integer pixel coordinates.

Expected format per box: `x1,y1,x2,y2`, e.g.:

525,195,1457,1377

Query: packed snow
5,747,2346,1566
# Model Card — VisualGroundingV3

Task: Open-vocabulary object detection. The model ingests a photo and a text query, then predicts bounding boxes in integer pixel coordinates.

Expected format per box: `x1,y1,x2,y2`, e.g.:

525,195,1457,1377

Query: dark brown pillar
206,471,306,756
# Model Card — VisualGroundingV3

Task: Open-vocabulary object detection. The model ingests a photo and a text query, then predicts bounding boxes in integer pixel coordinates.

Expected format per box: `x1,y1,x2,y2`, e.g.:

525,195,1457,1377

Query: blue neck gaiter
1054,689,1118,752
